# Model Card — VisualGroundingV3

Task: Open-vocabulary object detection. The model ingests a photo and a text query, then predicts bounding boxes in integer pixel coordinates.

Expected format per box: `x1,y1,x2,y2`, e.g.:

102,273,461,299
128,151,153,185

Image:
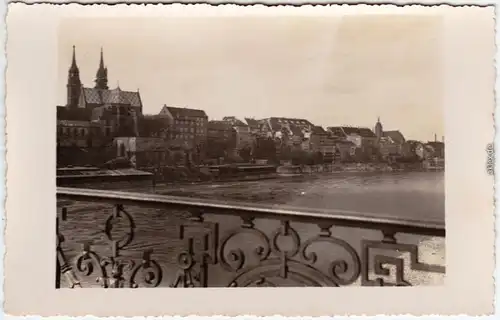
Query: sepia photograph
55,11,446,289
4,3,495,316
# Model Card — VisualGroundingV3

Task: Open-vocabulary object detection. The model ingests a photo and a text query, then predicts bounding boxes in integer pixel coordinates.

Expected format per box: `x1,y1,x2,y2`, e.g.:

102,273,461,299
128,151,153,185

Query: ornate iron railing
56,187,445,288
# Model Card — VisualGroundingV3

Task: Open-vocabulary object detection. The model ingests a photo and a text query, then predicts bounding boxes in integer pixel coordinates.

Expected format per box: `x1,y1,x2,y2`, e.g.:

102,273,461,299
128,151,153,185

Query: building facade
57,120,105,148
114,137,172,169
308,126,337,162
328,126,378,160
207,120,237,159
158,105,208,150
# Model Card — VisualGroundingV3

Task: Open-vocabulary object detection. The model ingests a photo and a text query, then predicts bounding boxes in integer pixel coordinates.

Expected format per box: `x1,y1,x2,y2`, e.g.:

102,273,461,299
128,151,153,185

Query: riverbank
148,162,443,184
277,162,443,176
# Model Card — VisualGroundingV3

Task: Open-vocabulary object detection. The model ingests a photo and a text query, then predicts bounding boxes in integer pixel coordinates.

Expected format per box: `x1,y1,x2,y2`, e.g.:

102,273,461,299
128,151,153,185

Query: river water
158,171,445,222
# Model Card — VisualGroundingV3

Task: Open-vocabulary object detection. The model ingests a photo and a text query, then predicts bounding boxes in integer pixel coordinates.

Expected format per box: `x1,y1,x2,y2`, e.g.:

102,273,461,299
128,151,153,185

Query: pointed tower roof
99,47,105,68
69,45,79,72
94,47,109,89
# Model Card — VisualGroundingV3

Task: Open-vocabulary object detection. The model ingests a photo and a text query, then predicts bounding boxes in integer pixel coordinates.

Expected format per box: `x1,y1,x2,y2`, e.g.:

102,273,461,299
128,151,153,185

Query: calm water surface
158,171,445,221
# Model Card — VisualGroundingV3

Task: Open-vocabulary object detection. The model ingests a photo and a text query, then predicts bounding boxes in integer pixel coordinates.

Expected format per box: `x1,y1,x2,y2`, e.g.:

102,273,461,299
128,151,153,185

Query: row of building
57,47,445,168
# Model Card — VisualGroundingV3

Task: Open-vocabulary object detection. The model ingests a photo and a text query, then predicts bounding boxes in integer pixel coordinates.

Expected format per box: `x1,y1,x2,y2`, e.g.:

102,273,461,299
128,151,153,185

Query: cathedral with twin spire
59,46,143,137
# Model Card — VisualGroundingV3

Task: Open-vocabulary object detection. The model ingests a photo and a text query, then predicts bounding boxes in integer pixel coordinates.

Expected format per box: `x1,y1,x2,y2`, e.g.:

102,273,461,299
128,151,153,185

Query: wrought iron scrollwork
65,204,162,288
130,250,163,288
219,220,271,272
58,195,445,288
104,204,136,255
223,219,362,287
74,241,135,288
171,212,219,287
56,207,81,288
361,231,446,286
299,234,361,286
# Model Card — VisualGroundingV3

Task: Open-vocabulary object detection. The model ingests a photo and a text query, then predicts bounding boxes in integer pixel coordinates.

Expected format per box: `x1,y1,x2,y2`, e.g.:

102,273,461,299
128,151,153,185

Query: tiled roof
57,106,92,121
311,126,327,135
327,127,347,137
267,117,313,131
342,127,376,138
244,118,260,128
383,130,406,144
327,126,376,138
82,87,142,107
223,116,248,127
161,105,207,118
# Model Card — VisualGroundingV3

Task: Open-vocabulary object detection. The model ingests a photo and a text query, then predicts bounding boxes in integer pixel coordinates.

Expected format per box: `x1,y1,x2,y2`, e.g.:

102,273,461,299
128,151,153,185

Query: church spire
67,45,81,108
99,47,105,68
94,47,109,90
375,116,383,140
70,45,78,71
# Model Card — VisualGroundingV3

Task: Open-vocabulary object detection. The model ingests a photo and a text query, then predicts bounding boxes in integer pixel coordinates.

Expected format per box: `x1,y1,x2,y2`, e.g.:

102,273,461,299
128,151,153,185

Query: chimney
434,133,437,142
442,136,444,143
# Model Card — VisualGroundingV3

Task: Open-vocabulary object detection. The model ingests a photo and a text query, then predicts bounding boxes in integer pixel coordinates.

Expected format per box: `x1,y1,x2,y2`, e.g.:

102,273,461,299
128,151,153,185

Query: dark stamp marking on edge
486,143,494,176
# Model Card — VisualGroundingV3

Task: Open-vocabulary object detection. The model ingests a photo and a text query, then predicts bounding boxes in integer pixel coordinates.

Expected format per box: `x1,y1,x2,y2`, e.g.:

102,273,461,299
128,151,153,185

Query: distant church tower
66,45,82,108
94,47,109,90
375,116,383,140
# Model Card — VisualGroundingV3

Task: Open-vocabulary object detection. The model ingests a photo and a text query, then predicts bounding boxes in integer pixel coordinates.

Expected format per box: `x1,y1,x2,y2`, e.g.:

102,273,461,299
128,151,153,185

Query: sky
58,15,444,142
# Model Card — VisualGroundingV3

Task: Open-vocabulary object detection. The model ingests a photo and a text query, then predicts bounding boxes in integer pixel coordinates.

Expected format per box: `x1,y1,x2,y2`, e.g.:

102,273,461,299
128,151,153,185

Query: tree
206,138,229,159
290,149,308,165
253,137,277,161
312,151,324,165
279,145,293,161
239,145,252,162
